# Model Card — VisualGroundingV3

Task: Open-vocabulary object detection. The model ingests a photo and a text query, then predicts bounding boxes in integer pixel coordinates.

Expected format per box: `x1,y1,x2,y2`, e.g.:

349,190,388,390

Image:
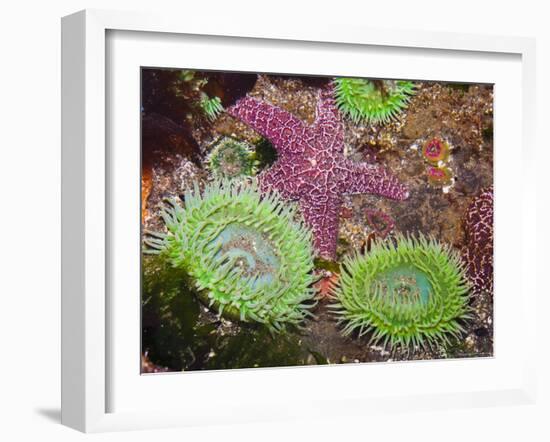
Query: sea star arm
299,195,342,261
340,160,410,201
258,163,302,200
314,84,341,126
227,96,308,154
312,84,345,148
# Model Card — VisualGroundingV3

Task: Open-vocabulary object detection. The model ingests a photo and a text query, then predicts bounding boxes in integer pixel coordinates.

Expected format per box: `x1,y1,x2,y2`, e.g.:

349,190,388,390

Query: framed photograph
61,9,537,433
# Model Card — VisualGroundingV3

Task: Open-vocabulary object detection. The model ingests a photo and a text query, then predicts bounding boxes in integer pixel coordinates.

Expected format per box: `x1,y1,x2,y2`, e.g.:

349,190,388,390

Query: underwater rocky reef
141,69,493,372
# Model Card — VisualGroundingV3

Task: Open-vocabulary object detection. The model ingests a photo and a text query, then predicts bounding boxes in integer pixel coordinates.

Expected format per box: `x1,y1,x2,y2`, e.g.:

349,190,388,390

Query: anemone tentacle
330,234,471,350
205,137,257,180
146,179,317,332
333,78,416,125
200,93,224,122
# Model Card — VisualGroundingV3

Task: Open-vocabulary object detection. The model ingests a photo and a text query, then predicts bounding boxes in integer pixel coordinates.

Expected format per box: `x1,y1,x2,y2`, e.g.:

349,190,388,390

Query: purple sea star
227,84,409,260
461,186,494,295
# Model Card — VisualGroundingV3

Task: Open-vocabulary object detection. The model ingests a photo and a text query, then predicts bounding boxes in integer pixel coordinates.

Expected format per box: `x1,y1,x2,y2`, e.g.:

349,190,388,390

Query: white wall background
0,0,547,440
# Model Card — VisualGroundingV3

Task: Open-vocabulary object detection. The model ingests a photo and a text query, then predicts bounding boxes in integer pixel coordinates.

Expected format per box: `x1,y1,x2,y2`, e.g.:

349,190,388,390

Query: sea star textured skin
227,85,409,260
461,186,494,295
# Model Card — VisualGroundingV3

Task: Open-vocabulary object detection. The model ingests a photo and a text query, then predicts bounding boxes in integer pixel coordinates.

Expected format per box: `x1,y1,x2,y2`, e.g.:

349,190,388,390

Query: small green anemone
333,78,416,125
330,234,470,349
199,92,224,122
206,137,257,179
145,179,317,333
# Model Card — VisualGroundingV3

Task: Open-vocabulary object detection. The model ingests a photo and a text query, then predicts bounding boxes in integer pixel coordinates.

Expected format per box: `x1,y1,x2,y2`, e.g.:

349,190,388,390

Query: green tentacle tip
205,137,257,179
149,179,317,333
331,234,471,350
199,92,224,122
333,77,417,125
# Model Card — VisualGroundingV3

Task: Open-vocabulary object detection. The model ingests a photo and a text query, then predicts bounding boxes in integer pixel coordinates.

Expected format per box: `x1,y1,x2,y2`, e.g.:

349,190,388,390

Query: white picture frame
61,9,537,433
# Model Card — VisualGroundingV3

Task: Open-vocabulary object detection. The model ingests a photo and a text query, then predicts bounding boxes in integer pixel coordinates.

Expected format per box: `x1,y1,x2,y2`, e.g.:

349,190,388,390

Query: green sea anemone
333,78,416,125
330,234,470,349
205,137,257,179
145,179,317,333
199,92,224,122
